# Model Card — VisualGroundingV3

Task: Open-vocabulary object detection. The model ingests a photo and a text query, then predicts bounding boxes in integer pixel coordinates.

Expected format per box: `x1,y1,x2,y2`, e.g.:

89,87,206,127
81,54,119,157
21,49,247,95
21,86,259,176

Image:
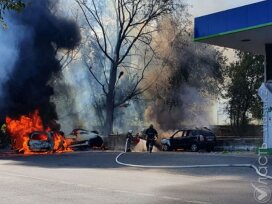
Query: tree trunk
105,63,118,136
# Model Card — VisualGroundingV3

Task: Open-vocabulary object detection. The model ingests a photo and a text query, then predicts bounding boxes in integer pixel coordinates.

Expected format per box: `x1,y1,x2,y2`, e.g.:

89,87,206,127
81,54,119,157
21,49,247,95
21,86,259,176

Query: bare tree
76,0,182,135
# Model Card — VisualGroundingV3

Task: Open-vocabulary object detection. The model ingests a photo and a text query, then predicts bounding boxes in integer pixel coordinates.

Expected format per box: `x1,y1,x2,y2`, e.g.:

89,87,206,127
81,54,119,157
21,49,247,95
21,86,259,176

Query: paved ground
0,151,271,204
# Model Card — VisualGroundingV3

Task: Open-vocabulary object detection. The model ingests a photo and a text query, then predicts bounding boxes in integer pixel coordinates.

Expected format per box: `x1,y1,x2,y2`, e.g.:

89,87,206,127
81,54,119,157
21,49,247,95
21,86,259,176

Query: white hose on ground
115,146,272,180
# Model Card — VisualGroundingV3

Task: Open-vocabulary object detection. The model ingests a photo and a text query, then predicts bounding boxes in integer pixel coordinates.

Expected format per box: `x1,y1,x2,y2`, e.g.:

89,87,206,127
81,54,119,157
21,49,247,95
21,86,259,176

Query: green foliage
0,0,25,28
223,51,264,131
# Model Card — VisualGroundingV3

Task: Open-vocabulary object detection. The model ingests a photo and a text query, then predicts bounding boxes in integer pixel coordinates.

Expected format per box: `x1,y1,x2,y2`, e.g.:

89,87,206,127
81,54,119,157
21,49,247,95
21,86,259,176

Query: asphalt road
0,151,271,204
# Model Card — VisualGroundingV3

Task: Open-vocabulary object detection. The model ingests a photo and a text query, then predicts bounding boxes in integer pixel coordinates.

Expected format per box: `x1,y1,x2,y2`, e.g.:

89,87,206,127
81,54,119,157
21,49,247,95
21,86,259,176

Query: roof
194,0,272,54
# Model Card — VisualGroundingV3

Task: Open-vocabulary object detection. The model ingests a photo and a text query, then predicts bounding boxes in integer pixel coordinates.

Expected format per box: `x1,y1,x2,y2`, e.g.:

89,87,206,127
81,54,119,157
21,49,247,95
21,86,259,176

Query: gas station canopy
194,0,272,55
194,0,272,149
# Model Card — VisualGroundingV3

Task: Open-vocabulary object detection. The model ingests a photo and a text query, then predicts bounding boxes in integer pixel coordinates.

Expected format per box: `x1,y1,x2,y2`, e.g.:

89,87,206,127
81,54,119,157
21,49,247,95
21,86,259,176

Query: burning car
161,128,216,152
10,130,71,154
65,129,104,149
6,110,72,154
28,131,53,152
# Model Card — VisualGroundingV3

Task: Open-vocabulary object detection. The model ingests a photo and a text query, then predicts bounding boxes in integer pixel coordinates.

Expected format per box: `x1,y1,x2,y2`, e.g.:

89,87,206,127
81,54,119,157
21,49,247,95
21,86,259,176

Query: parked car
28,131,54,152
161,128,216,152
65,129,104,149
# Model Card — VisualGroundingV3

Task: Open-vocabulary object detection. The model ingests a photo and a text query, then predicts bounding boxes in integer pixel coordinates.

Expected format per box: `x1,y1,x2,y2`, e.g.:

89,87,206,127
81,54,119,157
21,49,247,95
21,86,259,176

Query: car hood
161,138,170,144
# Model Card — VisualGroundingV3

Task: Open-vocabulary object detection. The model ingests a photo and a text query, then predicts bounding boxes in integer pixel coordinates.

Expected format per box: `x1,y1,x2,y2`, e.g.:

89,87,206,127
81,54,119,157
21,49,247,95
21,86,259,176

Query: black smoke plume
0,0,81,127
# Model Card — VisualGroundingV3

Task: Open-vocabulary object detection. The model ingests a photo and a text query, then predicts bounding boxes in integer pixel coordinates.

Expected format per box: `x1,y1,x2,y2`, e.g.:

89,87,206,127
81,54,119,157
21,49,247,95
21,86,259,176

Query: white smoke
52,61,101,134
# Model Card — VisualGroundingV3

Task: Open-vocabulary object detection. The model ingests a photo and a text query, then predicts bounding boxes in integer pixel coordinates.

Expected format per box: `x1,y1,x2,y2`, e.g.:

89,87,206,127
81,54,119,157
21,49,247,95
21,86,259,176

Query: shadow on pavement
0,151,123,169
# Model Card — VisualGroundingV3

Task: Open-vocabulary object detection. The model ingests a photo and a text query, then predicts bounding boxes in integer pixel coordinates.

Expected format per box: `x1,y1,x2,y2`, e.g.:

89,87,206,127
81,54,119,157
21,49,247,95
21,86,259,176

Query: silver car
28,131,53,152
65,129,104,149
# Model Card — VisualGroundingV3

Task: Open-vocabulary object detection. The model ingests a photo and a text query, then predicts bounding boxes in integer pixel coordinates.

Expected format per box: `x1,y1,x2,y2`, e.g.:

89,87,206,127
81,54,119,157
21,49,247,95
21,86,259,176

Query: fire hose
115,138,272,180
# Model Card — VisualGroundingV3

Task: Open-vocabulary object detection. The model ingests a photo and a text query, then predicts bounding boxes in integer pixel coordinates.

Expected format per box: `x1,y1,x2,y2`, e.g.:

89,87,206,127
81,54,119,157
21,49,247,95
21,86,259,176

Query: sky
186,0,265,17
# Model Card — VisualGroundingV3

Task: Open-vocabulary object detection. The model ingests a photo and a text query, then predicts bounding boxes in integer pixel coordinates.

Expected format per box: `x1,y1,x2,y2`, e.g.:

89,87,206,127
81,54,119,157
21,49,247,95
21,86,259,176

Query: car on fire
65,129,104,149
161,128,216,152
28,131,54,152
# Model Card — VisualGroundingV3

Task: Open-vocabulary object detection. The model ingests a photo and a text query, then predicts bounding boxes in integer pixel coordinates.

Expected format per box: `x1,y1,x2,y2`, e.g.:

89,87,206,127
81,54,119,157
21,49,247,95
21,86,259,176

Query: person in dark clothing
126,130,133,152
145,124,158,153
0,123,9,149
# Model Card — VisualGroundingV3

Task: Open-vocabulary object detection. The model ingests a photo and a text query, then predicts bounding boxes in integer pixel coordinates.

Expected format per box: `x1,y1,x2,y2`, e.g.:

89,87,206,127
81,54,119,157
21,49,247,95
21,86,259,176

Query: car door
78,130,98,142
180,130,192,149
77,130,90,142
171,130,184,149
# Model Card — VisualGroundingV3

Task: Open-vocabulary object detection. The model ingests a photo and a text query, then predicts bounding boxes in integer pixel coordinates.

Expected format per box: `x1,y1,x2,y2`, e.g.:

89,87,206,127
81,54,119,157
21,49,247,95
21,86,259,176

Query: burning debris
6,110,72,154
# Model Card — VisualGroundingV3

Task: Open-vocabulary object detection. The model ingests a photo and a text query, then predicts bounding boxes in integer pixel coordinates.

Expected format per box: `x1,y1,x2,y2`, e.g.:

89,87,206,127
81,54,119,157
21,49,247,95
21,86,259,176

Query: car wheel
190,143,199,152
162,144,171,151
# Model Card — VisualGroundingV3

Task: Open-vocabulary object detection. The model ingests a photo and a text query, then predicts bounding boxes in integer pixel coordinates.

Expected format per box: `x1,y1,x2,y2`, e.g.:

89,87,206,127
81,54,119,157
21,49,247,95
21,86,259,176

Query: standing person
145,124,158,153
0,123,8,148
126,130,133,152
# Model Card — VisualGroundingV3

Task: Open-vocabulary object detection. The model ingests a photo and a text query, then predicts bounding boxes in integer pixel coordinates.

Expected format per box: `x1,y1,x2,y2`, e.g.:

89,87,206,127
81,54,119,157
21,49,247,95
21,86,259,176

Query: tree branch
76,0,114,63
87,65,108,95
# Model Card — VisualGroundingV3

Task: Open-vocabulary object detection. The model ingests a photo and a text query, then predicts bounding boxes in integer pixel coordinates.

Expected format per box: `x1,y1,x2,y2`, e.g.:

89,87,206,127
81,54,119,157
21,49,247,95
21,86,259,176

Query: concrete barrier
107,134,127,151
107,134,263,152
215,137,262,152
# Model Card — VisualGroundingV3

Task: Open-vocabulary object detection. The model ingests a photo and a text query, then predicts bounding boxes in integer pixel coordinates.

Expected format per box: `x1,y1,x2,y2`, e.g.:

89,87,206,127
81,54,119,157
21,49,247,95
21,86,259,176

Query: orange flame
6,110,72,154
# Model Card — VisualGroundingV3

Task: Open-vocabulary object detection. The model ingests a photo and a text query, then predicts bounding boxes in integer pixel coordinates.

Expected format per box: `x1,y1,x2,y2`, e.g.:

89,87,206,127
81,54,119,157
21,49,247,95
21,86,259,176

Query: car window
185,130,193,137
72,129,88,135
79,131,88,135
30,132,48,140
199,130,215,136
173,131,183,138
191,130,199,136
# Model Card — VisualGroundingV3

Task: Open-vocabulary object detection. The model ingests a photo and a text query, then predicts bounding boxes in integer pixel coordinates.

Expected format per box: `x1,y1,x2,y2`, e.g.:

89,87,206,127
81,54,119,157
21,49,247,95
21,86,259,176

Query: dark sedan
161,128,216,152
